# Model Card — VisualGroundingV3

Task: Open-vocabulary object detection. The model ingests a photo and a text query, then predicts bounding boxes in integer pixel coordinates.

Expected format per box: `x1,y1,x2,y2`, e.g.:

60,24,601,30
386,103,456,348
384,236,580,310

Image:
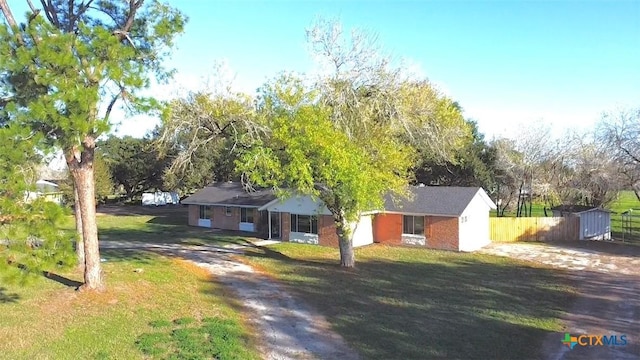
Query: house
183,182,496,251
182,182,276,232
373,186,496,251
551,205,611,240
25,179,64,205
182,182,348,246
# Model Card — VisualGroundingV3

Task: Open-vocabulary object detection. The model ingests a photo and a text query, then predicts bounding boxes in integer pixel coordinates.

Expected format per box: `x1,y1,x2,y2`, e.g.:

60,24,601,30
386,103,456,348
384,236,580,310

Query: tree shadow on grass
42,271,83,289
0,287,19,303
240,246,594,360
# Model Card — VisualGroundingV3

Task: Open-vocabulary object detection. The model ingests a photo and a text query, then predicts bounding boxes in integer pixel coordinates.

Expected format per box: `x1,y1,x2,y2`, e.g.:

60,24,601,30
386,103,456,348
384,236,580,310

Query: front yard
243,243,577,360
0,210,260,360
1,208,579,359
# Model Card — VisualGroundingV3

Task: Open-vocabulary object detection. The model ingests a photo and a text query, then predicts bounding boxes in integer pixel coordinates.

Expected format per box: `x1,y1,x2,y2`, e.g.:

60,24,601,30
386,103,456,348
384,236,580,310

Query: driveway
481,242,640,360
100,240,359,360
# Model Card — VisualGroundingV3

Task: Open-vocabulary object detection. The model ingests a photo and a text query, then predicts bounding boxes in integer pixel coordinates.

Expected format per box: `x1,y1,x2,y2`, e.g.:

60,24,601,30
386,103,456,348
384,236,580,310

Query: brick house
183,182,495,251
374,186,496,251
182,182,371,247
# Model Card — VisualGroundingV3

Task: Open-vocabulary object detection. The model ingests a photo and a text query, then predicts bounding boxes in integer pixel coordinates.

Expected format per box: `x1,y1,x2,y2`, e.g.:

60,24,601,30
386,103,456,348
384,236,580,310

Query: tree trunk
73,185,85,271
335,218,355,268
66,139,104,291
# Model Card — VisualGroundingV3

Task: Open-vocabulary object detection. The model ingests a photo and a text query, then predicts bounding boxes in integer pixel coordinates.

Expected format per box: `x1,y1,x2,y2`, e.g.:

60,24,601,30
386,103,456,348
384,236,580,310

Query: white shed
551,206,611,240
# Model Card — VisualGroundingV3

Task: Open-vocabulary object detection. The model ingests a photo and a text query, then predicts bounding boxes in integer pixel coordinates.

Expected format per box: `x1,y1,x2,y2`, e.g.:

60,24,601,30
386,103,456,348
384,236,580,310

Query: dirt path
482,243,640,360
100,241,359,360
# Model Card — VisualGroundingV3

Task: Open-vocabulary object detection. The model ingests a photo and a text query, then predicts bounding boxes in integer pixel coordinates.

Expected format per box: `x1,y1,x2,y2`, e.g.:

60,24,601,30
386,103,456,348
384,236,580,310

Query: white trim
197,219,211,227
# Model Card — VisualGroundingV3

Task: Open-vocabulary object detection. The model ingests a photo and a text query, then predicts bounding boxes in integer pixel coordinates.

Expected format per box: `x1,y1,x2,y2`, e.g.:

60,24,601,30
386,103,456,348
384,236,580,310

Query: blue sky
10,0,640,139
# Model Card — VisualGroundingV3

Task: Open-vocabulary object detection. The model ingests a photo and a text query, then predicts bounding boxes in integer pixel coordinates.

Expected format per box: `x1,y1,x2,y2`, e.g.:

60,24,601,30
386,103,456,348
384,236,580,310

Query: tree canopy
0,0,186,290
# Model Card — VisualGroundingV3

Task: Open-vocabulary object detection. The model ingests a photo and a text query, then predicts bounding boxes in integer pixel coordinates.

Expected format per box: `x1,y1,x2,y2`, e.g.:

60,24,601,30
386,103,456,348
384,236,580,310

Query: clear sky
9,0,640,139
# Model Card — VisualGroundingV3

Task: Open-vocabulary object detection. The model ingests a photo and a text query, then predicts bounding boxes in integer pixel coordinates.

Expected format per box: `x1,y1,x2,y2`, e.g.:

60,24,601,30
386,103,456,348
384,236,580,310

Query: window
241,208,254,223
290,214,318,234
199,205,210,220
403,215,425,235
225,207,232,216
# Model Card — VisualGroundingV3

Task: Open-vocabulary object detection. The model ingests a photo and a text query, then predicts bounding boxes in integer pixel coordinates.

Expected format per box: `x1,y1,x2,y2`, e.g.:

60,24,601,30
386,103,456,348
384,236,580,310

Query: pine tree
0,1,186,290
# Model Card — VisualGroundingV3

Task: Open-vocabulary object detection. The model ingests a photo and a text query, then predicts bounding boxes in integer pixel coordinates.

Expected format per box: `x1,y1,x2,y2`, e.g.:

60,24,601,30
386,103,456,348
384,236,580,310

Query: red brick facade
373,213,460,251
211,206,240,230
373,214,403,245
318,215,339,247
188,205,199,226
428,216,459,250
281,212,291,241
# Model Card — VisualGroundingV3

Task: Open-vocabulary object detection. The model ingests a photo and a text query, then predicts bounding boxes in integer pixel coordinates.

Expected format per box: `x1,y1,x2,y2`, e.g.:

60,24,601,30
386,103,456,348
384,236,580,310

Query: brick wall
281,212,290,241
373,213,403,245
428,216,459,250
212,206,240,230
187,205,199,226
318,215,339,247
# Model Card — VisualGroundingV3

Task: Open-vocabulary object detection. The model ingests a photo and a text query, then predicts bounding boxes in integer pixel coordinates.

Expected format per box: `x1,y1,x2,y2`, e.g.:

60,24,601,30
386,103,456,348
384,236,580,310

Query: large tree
0,1,186,290
597,108,640,199
415,120,497,190
238,75,412,267
98,135,169,200
158,91,259,192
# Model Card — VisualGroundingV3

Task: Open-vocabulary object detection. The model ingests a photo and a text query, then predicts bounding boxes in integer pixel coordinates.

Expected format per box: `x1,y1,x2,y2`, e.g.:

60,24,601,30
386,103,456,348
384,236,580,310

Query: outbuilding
551,205,611,240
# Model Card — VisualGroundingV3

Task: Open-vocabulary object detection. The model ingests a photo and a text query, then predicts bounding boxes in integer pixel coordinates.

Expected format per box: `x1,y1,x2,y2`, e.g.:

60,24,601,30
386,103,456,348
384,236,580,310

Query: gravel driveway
101,240,359,360
481,242,640,360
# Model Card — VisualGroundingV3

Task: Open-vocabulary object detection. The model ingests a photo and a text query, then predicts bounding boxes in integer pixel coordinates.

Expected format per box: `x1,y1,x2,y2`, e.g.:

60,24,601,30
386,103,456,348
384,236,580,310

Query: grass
63,205,258,247
609,191,640,243
0,206,260,360
242,243,577,360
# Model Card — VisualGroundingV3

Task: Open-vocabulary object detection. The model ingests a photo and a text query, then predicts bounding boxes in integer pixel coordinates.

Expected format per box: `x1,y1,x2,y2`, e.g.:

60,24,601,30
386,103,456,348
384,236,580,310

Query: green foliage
416,120,498,190
136,317,255,360
59,152,115,205
239,75,412,224
98,135,170,199
0,125,74,281
159,92,256,193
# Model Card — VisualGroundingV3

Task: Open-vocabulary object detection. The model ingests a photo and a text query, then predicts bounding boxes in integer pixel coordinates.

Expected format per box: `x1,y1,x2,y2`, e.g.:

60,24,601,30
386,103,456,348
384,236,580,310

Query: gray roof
383,186,494,216
182,182,276,207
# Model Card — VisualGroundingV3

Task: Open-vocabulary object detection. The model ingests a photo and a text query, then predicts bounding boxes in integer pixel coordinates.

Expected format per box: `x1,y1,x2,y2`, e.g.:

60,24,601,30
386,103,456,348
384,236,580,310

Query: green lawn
0,208,260,360
243,243,576,360
609,191,640,243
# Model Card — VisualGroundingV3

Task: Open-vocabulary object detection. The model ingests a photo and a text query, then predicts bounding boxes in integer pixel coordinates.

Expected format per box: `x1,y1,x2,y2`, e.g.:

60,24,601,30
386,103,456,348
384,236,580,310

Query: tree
0,124,74,281
98,136,168,200
597,108,640,199
0,1,186,290
415,120,497,190
158,91,259,193
59,152,114,205
237,76,412,267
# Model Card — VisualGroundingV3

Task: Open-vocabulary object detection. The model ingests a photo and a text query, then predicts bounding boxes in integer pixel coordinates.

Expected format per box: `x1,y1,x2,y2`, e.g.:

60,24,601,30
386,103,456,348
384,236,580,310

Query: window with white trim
290,214,318,234
199,205,211,220
403,215,425,235
225,207,232,216
240,208,254,223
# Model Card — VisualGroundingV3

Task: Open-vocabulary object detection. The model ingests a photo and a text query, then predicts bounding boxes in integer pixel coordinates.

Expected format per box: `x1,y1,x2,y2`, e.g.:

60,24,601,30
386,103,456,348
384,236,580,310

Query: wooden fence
490,217,580,242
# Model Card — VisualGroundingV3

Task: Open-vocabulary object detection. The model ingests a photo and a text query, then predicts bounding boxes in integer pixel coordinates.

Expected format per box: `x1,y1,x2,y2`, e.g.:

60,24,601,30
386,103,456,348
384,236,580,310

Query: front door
270,212,281,239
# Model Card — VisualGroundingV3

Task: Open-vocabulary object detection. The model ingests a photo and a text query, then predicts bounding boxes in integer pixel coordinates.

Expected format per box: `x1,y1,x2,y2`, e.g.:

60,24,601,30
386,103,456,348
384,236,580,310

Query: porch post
268,211,272,240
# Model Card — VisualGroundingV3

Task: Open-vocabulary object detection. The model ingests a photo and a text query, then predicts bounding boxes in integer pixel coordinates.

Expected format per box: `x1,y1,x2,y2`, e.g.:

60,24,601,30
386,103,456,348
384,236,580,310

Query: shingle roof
383,186,494,216
181,182,276,207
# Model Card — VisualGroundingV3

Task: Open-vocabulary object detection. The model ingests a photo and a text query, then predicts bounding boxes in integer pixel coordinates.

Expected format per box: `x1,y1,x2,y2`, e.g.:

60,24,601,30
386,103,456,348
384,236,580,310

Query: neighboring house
374,186,496,251
25,179,64,205
551,205,611,240
183,182,496,251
